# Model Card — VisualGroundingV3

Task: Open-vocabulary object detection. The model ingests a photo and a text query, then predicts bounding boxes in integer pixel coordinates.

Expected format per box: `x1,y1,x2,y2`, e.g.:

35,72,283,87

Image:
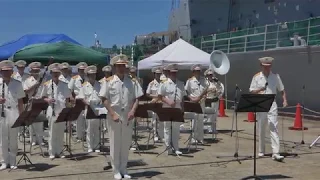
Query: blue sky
0,0,171,47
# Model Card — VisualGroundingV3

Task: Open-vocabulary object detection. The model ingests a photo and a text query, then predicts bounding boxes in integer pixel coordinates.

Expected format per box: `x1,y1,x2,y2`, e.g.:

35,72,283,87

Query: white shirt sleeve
134,82,144,99
146,82,152,95
23,78,30,91
68,77,75,90
99,81,109,99
16,82,26,100
78,85,85,99
184,79,190,95
158,82,165,96
40,84,48,97
276,74,285,92
249,76,258,92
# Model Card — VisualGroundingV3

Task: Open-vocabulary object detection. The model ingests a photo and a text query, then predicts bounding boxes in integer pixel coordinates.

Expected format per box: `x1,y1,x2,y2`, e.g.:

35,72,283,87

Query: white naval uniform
185,76,206,142
158,78,186,151
59,74,71,84
11,72,29,83
204,80,224,132
99,75,143,175
160,74,166,81
249,71,284,154
146,79,164,140
68,75,86,140
41,80,72,157
23,76,44,145
0,78,25,166
78,81,101,151
12,72,28,134
99,77,109,131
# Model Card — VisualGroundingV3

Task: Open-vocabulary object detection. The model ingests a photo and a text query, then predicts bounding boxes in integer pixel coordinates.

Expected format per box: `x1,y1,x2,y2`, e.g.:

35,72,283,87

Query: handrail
190,16,320,53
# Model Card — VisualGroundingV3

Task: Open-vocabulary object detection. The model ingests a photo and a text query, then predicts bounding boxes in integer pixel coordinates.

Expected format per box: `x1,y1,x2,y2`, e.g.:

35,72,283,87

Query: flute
1,83,5,118
52,81,55,116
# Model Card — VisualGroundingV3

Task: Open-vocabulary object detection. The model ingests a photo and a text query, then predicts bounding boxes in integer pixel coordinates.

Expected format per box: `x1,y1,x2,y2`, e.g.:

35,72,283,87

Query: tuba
201,50,230,104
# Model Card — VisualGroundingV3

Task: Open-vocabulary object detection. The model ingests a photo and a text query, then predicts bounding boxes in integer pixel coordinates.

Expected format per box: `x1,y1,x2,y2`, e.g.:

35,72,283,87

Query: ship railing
191,16,320,54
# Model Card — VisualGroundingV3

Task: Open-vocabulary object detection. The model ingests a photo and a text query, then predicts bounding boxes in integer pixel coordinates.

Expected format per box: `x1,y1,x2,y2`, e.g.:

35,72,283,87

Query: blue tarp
0,34,81,60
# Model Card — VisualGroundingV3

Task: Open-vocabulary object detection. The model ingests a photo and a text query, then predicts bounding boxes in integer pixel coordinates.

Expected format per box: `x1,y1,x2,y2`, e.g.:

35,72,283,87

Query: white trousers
164,121,180,150
0,109,18,166
108,114,133,175
76,110,85,139
204,102,219,132
87,119,100,150
192,114,204,141
48,116,65,156
257,102,280,154
152,112,164,139
29,122,44,144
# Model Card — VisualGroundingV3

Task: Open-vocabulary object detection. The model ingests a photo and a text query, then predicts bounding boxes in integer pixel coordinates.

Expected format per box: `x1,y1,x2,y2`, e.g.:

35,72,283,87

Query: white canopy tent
138,38,210,70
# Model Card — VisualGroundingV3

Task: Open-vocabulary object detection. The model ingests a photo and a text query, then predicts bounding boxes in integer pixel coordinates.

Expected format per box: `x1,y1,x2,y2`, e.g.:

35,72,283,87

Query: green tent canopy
10,41,109,65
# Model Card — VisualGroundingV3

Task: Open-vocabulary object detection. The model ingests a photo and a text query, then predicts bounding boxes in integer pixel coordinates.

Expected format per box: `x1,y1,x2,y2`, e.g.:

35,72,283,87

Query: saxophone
200,77,223,104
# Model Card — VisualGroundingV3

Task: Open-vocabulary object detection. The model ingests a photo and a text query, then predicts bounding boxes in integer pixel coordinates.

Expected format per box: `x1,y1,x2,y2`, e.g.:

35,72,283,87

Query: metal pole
131,43,134,66
307,18,311,45
276,24,280,47
224,74,228,109
264,25,267,50
244,36,247,52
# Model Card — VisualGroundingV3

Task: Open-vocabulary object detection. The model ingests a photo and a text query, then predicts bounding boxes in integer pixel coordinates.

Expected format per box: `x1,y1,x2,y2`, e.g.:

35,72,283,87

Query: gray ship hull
222,46,320,115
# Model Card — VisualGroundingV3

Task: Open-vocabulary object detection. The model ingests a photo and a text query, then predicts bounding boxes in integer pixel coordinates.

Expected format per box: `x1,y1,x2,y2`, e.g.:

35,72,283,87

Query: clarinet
1,82,5,118
52,81,56,116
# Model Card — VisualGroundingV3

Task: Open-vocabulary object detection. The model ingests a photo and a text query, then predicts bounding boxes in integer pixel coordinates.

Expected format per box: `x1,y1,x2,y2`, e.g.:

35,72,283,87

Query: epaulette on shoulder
72,75,79,79
44,80,51,86
106,75,114,82
254,72,261,77
82,81,88,86
161,78,167,83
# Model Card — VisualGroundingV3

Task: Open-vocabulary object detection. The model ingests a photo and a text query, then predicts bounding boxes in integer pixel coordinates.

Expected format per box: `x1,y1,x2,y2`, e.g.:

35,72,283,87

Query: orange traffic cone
289,103,308,130
218,98,228,117
244,112,255,122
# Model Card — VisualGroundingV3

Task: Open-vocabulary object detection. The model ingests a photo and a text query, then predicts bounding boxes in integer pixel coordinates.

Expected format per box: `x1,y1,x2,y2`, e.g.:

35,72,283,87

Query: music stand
86,105,107,153
236,94,275,180
11,99,47,170
154,107,184,157
56,99,85,159
183,101,203,151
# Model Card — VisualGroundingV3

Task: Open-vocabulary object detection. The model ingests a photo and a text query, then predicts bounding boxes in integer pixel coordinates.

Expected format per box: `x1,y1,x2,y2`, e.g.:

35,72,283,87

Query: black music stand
183,101,203,151
86,105,107,153
11,100,46,170
56,100,85,159
154,107,184,157
236,94,275,180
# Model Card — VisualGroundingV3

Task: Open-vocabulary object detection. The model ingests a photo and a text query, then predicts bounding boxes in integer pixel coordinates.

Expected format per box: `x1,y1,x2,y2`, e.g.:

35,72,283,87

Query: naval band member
0,60,25,170
99,54,143,180
249,57,288,161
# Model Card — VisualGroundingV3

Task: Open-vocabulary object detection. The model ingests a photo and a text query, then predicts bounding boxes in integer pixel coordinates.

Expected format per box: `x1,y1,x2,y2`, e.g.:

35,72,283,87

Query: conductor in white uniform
158,63,186,155
0,60,25,170
99,54,143,180
249,57,288,161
